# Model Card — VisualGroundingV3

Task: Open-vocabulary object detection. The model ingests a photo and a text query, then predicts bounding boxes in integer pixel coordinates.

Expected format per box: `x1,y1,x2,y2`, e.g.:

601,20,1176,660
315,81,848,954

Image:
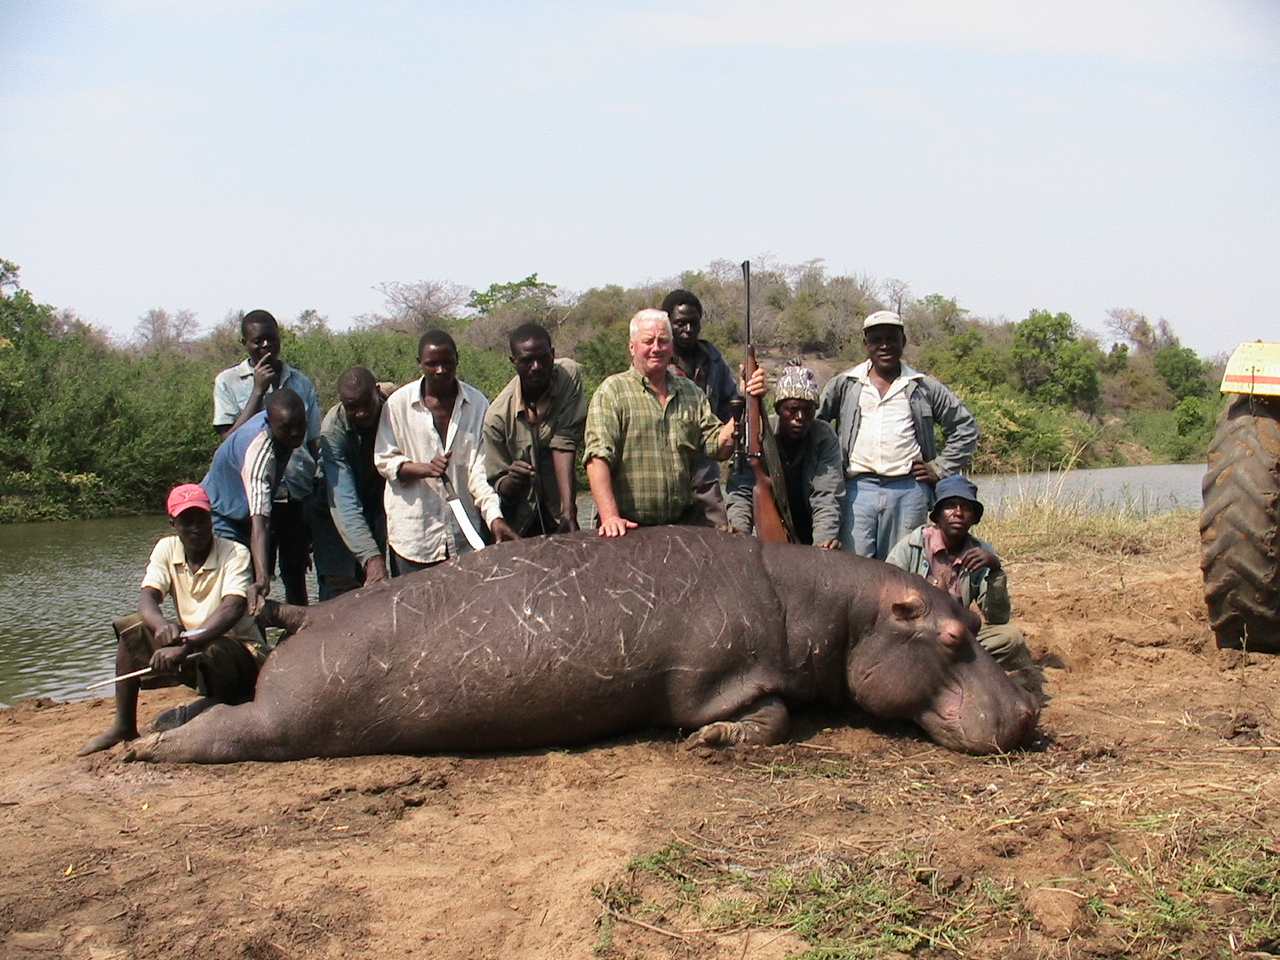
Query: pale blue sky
2,0,1277,357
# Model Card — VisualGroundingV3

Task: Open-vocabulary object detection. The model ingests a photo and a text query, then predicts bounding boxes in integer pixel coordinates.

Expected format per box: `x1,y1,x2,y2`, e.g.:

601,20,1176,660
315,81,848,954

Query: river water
0,463,1206,708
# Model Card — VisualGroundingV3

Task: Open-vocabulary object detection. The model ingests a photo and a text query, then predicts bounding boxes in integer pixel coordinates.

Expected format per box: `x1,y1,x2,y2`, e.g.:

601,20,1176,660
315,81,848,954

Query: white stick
86,666,153,690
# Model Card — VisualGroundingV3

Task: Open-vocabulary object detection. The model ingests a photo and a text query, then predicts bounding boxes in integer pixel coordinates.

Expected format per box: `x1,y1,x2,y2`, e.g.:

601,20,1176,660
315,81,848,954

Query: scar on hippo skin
684,695,790,749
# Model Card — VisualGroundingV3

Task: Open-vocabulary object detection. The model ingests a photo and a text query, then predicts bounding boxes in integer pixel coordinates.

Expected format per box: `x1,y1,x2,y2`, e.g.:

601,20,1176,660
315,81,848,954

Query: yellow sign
1220,342,1280,397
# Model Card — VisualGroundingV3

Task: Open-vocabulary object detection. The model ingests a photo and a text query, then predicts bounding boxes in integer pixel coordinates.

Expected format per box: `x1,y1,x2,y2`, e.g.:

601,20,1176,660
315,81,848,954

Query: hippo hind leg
122,700,279,763
684,695,790,749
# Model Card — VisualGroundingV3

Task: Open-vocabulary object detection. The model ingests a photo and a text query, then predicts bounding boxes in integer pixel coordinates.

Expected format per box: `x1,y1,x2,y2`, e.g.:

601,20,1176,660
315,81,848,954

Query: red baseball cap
166,483,212,518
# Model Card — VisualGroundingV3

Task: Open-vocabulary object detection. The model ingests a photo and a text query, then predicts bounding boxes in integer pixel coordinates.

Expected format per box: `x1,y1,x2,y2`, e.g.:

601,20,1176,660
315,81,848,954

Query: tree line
0,257,1222,522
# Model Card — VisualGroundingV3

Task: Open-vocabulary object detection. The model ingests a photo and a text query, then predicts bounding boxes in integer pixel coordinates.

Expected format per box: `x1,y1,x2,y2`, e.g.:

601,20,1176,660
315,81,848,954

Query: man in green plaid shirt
584,309,740,537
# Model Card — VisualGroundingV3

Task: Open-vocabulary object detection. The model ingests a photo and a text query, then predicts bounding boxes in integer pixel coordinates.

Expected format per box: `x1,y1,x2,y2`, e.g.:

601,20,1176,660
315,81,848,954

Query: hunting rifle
740,261,796,543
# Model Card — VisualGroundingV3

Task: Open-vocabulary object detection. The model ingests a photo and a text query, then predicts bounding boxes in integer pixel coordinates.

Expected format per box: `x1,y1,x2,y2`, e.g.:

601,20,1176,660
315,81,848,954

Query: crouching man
77,484,270,756
884,475,1033,670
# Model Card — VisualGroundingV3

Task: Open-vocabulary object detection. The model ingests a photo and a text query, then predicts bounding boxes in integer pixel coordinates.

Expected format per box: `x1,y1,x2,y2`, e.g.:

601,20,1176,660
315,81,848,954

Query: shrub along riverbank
0,258,1222,523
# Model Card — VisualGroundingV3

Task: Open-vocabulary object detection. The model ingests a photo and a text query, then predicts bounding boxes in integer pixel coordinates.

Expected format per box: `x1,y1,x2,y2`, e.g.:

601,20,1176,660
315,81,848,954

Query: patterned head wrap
773,363,820,405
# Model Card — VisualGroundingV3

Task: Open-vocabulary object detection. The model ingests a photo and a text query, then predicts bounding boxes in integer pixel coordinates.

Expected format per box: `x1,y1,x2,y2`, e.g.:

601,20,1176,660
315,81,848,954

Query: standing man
375,330,518,575
583,309,738,537
202,389,309,611
212,309,322,604
885,475,1032,669
311,367,390,599
663,289,741,526
818,310,979,559
727,363,843,548
483,323,587,536
78,484,270,756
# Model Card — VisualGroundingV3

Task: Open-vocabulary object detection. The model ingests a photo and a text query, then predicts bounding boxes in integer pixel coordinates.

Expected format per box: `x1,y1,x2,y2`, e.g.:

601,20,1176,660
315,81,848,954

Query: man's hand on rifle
740,366,769,399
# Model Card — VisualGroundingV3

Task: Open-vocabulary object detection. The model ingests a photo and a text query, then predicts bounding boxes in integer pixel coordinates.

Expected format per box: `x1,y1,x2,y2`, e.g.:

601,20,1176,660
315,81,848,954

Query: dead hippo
124,527,1038,763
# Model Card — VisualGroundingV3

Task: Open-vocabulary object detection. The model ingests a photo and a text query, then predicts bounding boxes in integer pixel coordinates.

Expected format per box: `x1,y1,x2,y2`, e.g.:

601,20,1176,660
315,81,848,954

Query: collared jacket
725,418,844,545
317,399,387,569
817,360,979,481
671,339,741,424
883,524,1012,625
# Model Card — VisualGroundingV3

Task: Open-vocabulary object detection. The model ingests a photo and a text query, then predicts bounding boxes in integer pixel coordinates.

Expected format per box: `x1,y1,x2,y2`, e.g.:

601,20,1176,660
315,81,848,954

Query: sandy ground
2,516,1278,960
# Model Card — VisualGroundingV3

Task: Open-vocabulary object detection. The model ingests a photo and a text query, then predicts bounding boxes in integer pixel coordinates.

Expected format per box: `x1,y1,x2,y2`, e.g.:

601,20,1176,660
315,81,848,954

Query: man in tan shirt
79,484,269,756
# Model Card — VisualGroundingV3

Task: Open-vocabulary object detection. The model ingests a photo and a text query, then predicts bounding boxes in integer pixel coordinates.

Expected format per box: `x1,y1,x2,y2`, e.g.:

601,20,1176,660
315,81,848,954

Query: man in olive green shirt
483,323,587,536
583,309,738,537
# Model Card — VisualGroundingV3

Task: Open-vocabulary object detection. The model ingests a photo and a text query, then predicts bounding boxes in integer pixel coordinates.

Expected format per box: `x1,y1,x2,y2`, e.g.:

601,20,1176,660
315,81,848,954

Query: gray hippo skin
125,527,1039,763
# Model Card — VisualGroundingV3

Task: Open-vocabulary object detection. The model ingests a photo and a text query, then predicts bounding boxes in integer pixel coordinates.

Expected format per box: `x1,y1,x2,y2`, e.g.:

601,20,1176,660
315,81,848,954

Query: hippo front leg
684,695,790,748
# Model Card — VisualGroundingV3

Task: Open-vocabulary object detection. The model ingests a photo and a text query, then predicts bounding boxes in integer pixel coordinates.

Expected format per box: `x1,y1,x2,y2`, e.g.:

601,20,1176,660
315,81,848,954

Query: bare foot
77,727,138,757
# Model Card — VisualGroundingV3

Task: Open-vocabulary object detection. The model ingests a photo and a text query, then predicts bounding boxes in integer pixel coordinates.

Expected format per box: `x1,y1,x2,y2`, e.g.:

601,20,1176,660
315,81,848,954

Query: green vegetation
595,833,1279,959
0,256,1222,522
595,839,1026,957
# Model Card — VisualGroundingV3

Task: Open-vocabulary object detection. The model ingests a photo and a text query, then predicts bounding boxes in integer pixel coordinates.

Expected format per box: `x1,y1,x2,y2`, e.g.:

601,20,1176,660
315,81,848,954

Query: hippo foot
684,696,791,749
684,721,745,749
121,732,165,763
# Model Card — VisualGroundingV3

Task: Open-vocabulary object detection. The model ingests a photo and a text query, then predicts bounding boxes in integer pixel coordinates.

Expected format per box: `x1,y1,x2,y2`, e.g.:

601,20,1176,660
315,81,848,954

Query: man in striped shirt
202,389,309,611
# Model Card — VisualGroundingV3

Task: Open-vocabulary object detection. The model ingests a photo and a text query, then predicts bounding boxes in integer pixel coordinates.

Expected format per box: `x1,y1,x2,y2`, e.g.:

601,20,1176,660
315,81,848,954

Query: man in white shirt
817,311,979,559
374,330,519,575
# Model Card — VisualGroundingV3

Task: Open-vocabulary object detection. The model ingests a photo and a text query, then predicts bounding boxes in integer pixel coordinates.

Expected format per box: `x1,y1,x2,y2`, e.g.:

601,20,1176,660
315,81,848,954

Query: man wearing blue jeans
817,311,979,559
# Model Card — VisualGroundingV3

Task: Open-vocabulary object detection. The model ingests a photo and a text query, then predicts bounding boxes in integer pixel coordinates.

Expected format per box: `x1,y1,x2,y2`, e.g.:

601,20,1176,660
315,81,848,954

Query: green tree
1153,344,1209,400
1011,310,1100,412
915,328,1010,393
467,274,557,317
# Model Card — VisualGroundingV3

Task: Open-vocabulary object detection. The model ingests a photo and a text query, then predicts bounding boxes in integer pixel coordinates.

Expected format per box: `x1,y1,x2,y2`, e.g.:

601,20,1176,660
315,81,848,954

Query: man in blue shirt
203,389,308,612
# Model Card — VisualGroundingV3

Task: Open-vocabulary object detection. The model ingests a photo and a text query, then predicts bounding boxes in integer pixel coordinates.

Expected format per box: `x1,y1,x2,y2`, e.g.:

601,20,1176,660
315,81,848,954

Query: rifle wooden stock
744,345,792,543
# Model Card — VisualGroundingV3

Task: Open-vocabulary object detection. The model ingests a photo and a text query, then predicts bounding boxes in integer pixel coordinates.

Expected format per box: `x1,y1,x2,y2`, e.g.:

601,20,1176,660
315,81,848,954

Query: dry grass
980,497,1197,563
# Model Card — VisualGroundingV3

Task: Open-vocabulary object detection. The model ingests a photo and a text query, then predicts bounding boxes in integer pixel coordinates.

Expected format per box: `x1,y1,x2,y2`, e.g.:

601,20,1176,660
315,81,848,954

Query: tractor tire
1201,393,1280,651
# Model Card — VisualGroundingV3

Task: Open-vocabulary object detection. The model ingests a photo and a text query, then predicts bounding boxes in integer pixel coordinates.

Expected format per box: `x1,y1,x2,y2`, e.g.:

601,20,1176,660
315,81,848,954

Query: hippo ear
891,594,928,622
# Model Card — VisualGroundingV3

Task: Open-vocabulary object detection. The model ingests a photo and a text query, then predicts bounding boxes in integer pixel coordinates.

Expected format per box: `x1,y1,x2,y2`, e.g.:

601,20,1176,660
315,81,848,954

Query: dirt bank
2,515,1277,959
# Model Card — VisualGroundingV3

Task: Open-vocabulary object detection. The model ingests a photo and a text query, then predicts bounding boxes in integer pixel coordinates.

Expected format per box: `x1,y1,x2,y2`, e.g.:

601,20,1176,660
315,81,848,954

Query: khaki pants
976,622,1033,669
112,615,261,704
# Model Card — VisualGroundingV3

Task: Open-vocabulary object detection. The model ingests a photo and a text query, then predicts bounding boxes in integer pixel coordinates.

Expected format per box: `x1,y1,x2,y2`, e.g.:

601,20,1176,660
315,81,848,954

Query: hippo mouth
916,678,1038,755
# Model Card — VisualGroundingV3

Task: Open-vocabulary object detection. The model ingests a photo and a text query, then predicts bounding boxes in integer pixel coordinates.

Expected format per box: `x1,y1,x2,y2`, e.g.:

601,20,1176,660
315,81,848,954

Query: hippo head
844,581,1038,754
